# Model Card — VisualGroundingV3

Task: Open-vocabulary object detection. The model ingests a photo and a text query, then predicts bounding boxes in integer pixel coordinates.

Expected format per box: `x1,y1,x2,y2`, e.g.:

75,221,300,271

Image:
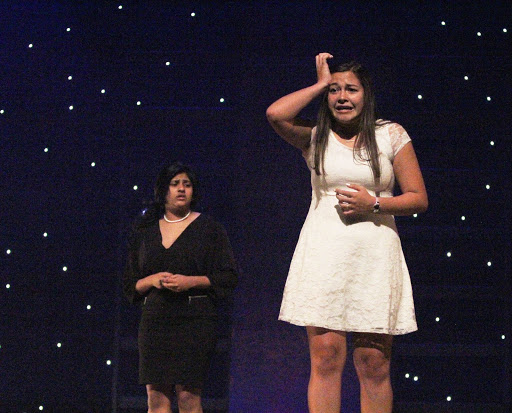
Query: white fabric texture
279,122,417,335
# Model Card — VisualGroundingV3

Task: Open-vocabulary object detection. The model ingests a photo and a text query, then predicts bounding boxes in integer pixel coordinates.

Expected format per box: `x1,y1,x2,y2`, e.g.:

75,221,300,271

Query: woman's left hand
335,183,375,216
161,273,192,293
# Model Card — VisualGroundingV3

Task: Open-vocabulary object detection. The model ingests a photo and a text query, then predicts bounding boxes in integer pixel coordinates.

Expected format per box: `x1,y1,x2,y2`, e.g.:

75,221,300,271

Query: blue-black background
0,1,510,412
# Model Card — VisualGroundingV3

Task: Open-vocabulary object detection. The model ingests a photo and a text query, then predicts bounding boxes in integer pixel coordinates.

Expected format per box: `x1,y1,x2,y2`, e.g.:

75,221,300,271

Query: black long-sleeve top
123,214,238,318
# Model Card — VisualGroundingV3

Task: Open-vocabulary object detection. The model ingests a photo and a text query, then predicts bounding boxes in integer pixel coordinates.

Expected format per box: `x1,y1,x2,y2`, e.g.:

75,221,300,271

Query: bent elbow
266,106,278,123
418,196,429,214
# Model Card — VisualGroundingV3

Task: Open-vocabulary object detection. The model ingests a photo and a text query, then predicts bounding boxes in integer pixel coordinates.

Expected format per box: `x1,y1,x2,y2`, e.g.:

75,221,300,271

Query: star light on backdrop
0,1,509,411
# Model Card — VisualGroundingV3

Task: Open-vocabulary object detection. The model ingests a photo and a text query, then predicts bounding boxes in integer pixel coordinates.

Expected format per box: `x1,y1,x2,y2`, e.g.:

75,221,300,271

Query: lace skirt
279,195,417,335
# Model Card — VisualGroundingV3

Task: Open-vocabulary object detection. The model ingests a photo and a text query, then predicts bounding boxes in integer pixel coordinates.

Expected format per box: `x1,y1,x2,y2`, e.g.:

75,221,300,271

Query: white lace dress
279,122,417,335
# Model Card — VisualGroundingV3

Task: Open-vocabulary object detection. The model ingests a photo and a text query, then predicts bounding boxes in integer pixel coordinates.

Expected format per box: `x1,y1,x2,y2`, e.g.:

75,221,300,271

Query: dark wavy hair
314,61,384,180
138,161,200,227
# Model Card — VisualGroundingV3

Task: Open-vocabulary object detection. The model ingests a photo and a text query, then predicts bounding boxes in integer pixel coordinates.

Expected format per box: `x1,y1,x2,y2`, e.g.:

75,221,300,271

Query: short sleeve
387,123,411,157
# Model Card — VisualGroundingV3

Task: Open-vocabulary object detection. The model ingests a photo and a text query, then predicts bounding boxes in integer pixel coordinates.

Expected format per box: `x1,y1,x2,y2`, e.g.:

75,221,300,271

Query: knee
311,343,345,376
176,388,201,411
147,387,171,412
354,349,390,384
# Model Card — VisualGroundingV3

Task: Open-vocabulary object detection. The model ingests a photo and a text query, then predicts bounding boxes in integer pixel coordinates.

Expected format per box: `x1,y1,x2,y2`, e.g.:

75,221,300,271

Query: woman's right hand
152,272,173,289
316,53,333,87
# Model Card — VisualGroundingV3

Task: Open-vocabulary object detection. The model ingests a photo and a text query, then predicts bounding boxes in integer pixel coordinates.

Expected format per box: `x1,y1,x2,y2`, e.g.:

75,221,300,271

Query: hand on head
316,53,333,87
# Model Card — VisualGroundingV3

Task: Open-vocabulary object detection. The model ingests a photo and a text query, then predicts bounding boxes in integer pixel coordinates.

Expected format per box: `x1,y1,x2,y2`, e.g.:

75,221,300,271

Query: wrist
315,80,330,90
372,197,380,214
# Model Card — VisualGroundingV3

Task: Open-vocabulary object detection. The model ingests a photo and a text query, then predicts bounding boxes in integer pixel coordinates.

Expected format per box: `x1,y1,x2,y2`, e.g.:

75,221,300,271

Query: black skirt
138,295,217,388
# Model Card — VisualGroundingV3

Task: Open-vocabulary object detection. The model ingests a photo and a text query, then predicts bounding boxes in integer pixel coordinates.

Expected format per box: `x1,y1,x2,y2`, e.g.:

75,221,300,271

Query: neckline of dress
329,130,356,150
158,212,202,250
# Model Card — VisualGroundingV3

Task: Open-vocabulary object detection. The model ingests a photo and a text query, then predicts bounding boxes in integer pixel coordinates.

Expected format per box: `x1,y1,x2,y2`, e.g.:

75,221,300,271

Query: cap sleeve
387,123,412,158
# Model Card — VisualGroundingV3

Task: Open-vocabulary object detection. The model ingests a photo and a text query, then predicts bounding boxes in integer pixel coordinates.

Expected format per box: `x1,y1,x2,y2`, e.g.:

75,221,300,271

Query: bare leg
146,384,173,413
306,326,347,413
353,333,393,413
175,384,203,413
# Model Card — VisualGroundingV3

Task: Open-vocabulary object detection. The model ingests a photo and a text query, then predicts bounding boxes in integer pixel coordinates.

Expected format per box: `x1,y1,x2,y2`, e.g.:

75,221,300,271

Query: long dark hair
314,61,383,180
138,161,200,228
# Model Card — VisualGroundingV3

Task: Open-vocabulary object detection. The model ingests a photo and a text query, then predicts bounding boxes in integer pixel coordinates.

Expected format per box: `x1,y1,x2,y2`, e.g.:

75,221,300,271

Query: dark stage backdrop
0,1,510,412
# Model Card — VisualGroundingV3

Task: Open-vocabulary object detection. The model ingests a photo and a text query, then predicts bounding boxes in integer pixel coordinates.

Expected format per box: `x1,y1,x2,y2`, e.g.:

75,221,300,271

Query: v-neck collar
157,213,202,251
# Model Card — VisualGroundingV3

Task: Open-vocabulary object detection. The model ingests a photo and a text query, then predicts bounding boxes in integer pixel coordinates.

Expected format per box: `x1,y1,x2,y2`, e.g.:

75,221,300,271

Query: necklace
163,210,191,223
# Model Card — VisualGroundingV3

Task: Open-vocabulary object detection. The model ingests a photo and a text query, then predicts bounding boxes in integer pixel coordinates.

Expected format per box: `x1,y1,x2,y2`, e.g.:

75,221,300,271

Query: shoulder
376,120,410,138
127,219,158,248
376,120,411,157
194,214,227,234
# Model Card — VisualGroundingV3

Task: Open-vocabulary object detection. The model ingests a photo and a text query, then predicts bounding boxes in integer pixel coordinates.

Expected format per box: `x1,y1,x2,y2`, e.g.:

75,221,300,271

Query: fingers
316,53,333,86
316,52,333,60
160,274,185,293
334,186,372,215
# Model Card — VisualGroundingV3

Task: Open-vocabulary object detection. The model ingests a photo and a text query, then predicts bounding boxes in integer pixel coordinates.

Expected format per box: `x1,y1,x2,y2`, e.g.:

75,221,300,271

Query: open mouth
335,105,353,112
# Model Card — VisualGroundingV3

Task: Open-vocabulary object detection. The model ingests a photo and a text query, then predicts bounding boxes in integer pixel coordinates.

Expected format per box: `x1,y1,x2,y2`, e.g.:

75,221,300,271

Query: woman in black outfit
123,161,238,413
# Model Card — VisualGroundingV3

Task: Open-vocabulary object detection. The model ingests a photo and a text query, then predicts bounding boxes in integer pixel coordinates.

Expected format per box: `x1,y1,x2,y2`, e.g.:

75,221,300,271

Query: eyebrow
329,82,359,88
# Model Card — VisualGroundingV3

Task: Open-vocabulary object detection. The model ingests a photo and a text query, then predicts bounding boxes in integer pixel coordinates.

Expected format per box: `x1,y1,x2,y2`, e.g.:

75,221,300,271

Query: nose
337,89,348,101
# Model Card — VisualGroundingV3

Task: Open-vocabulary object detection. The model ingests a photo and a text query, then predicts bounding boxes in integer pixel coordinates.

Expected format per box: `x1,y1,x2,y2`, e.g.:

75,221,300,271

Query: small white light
133,185,138,190
413,213,418,218
0,109,4,114
57,342,62,348
68,75,73,80
39,406,44,411
69,105,74,111
28,43,33,48
447,252,452,257
461,216,466,221
6,249,11,255
118,5,123,10
43,232,48,237
219,98,225,103
486,96,491,102
91,162,96,167
441,21,446,26
477,32,482,37
63,266,68,272
485,184,490,189
106,360,112,365
101,89,106,94
44,147,49,152
490,141,495,146
6,284,10,289
487,261,492,267
413,376,419,381
417,94,423,100
447,396,452,402
502,335,506,340
504,28,508,33
191,12,196,17
87,305,92,310
66,27,71,32
166,61,170,66
435,317,440,322
405,373,410,378
464,75,469,80
136,101,141,106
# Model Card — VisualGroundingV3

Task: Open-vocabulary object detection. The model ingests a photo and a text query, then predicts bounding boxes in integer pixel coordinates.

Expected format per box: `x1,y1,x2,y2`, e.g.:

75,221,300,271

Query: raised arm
266,53,333,151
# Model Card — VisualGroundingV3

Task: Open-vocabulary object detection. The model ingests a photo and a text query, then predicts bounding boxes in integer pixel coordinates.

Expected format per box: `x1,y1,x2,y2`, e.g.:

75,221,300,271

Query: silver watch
372,197,380,213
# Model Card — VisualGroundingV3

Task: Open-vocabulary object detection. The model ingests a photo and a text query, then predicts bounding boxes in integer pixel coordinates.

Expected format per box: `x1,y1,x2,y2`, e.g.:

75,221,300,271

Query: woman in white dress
266,53,428,413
